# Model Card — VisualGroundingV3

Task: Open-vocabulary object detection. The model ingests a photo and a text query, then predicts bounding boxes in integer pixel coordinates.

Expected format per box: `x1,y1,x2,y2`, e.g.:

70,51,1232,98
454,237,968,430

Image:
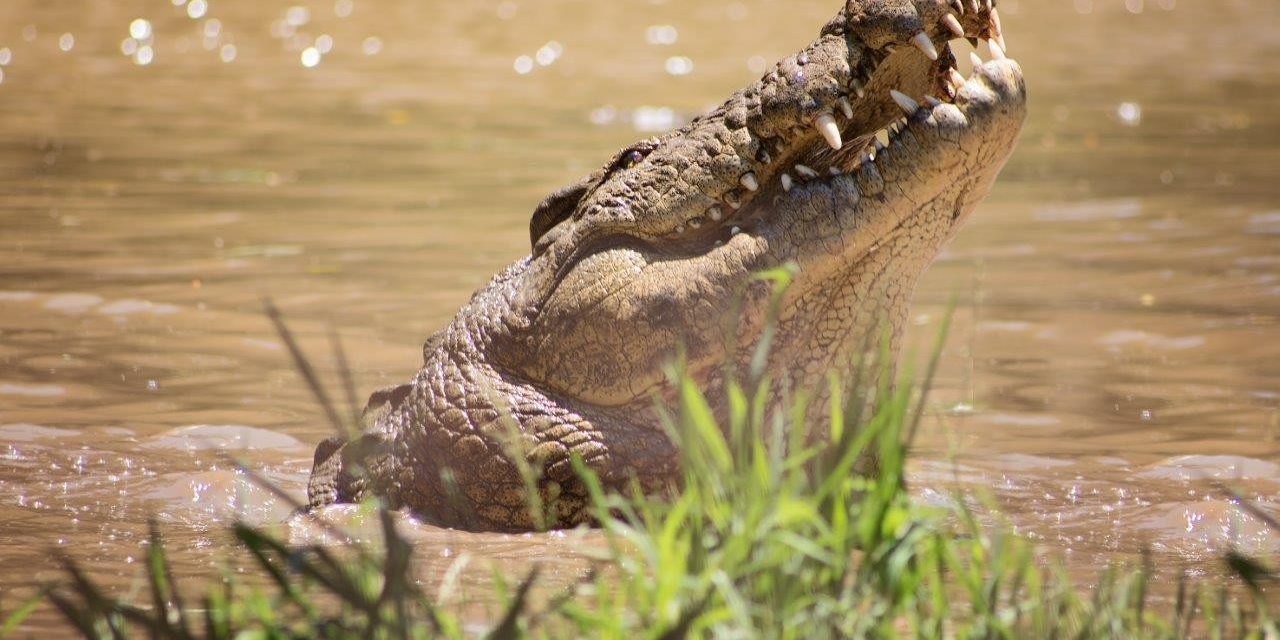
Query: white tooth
924,95,942,108
814,113,843,150
740,172,759,191
949,68,967,88
990,8,1007,51
708,206,723,221
942,13,965,38
889,89,919,116
675,225,685,234
874,137,886,152
689,218,702,229
794,164,819,179
970,0,980,14
970,51,984,68
988,39,1006,61
731,226,742,236
910,32,938,61
829,167,842,176
851,79,866,98
781,173,793,192
838,97,854,119
860,151,872,165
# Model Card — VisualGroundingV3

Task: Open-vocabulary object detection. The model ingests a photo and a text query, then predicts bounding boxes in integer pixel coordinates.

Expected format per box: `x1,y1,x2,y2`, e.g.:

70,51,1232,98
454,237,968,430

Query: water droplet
219,43,237,62
664,56,693,76
203,18,222,38
286,5,311,26
121,37,139,56
535,41,562,66
58,33,75,52
300,46,321,67
1140,409,1153,421
1117,101,1141,126
632,106,676,132
22,25,37,42
360,36,382,56
645,25,678,46
335,0,354,18
315,34,334,54
135,45,154,66
0,48,12,66
513,55,533,75
129,18,152,40
589,105,617,126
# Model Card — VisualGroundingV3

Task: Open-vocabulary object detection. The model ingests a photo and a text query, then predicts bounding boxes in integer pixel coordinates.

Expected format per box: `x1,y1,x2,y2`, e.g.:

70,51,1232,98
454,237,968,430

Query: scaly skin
307,0,1027,531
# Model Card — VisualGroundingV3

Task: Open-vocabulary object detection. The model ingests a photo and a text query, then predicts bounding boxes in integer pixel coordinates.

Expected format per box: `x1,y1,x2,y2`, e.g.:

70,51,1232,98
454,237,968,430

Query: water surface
1,0,1278,629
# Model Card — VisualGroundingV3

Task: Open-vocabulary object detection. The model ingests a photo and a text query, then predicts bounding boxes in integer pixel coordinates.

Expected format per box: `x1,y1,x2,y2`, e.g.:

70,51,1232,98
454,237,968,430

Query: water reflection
1,0,1279,630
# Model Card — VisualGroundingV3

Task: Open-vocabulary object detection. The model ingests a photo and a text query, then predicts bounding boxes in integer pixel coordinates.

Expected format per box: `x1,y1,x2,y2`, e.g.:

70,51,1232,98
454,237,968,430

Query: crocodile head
307,0,1026,530
483,1,1026,409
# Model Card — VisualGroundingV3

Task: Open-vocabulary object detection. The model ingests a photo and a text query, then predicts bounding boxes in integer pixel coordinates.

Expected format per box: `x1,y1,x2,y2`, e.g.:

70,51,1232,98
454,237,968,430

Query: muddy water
1,0,1278,629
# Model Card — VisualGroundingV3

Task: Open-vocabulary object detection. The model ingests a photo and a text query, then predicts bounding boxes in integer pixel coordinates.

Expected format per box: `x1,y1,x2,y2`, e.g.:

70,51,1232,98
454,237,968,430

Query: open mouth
640,1,1022,247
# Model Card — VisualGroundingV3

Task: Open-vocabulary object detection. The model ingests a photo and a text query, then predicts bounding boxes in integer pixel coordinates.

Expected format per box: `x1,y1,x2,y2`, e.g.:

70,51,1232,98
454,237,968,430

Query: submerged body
307,0,1027,531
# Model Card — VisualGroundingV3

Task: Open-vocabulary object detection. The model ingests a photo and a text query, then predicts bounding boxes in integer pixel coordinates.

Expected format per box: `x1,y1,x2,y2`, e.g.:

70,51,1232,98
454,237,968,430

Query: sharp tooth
725,193,741,209
970,51,984,68
924,95,942,108
949,0,965,15
731,226,742,236
794,164,819,179
910,32,938,61
814,113,843,150
875,129,890,147
942,13,965,38
988,39,1006,61
851,78,866,98
860,151,872,165
874,137,886,152
970,0,979,14
837,97,854,119
990,8,1007,51
675,225,685,234
949,68,967,88
740,172,759,191
781,173,793,191
890,89,919,116
708,206,723,221
829,166,842,176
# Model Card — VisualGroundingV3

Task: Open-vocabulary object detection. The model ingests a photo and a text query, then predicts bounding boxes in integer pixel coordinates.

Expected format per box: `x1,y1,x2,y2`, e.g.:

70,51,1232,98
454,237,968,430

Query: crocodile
306,0,1026,531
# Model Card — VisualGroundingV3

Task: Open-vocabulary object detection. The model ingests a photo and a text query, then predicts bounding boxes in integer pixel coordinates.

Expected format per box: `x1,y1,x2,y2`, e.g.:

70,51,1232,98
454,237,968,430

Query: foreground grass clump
7,293,1277,638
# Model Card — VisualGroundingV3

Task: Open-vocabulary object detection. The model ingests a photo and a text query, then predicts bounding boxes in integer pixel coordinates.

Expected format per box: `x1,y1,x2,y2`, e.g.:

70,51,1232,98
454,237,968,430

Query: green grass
4,282,1277,638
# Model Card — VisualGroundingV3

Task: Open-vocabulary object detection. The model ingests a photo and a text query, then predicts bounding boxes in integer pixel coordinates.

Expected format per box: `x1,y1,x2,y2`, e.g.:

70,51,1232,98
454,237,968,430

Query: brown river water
1,0,1278,631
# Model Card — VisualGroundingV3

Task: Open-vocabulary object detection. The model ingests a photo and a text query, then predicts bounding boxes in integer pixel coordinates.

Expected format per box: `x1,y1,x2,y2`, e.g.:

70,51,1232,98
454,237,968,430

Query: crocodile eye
620,149,646,169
